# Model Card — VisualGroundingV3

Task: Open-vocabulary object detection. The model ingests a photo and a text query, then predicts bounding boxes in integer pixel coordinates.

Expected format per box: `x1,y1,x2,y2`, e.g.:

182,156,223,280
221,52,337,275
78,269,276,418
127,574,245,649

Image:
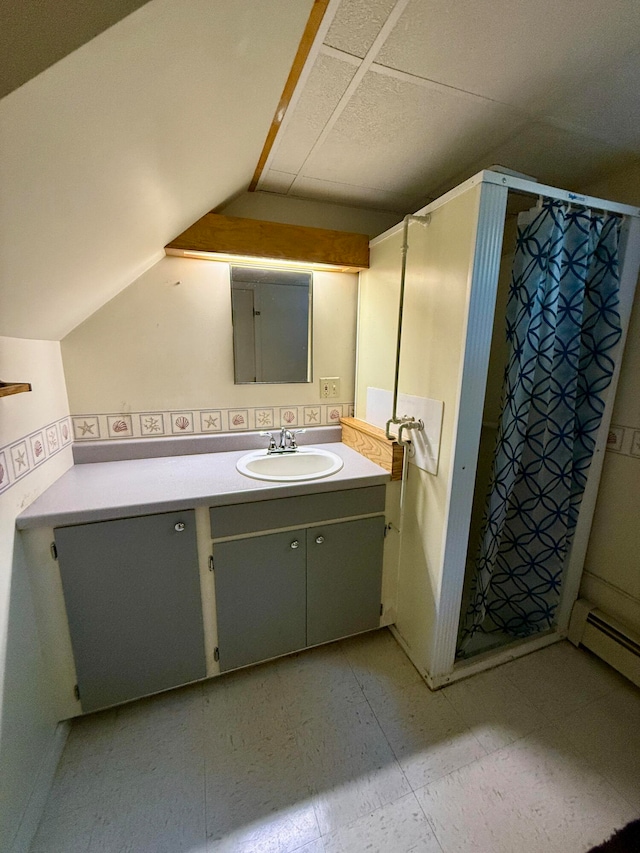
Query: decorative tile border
0,416,72,497
72,404,354,441
606,424,640,459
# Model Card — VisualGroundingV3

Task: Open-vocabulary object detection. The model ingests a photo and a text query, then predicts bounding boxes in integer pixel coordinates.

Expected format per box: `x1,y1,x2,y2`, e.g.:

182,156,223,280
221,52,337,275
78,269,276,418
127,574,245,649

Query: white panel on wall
365,386,443,475
397,392,444,476
364,386,391,430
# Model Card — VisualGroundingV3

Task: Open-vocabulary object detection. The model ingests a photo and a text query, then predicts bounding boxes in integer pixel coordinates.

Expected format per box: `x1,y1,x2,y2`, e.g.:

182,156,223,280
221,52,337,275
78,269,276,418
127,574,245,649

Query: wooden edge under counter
340,417,404,480
0,381,32,397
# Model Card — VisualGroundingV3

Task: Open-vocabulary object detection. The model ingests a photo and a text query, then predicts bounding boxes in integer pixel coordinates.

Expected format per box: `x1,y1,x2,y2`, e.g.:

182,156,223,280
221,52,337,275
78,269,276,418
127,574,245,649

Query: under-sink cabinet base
23,484,390,716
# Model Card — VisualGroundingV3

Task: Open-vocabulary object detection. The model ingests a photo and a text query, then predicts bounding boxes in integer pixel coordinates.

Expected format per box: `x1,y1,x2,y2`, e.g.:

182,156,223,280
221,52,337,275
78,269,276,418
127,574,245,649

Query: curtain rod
508,187,624,217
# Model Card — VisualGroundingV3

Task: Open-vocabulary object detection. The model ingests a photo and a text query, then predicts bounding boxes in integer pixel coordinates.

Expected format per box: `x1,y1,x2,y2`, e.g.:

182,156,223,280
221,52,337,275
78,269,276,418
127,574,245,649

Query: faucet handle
290,428,306,449
259,431,277,452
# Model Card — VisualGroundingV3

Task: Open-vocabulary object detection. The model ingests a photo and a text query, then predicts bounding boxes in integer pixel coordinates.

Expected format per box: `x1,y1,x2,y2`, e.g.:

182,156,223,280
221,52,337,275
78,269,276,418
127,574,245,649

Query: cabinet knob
290,540,300,549
315,535,325,545
174,522,186,532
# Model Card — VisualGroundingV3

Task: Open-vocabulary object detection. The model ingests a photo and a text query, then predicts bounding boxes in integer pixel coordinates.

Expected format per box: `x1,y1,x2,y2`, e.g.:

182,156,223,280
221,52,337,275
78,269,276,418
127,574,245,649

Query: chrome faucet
260,428,306,453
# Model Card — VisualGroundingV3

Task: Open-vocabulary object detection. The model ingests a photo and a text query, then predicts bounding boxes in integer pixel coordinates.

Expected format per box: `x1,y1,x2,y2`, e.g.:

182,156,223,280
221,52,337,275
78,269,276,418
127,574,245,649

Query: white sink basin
236,447,344,482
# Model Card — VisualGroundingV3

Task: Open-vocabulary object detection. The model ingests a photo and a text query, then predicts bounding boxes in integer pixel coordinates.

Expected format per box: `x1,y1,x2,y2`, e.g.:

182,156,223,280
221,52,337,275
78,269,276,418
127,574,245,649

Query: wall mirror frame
230,265,313,385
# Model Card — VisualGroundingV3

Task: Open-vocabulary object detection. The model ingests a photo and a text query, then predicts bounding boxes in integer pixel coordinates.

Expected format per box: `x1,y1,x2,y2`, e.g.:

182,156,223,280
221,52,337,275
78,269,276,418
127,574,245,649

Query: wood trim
165,213,369,271
0,381,32,397
340,417,403,480
249,0,330,192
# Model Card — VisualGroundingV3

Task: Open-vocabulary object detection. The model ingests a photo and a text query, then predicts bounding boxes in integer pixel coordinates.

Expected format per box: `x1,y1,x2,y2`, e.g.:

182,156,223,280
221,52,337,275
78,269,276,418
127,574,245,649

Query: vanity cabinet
213,531,307,671
54,510,206,712
210,487,386,672
306,516,385,646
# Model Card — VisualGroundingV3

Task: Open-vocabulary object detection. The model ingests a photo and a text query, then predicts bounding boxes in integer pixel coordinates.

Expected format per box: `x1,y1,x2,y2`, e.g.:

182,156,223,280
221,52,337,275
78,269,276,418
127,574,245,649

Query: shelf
165,213,370,272
340,417,404,480
0,381,32,398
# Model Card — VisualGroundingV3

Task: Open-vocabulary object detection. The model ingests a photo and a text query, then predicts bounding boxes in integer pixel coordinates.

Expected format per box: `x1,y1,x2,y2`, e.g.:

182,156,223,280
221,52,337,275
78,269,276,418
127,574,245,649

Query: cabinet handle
315,535,325,545
174,522,186,532
290,540,300,549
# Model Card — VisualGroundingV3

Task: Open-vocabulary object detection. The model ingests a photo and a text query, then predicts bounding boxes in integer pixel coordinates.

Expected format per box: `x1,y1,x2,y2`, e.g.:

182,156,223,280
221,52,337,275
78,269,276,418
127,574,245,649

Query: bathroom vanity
17,439,391,716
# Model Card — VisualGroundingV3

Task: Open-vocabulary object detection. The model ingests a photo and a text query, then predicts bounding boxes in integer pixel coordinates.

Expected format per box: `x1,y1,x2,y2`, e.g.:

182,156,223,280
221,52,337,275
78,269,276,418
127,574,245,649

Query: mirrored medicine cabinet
230,265,312,384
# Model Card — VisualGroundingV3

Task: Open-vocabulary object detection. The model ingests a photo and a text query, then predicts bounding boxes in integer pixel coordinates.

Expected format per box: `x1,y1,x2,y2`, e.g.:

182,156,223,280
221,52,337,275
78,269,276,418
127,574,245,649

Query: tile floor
30,630,640,853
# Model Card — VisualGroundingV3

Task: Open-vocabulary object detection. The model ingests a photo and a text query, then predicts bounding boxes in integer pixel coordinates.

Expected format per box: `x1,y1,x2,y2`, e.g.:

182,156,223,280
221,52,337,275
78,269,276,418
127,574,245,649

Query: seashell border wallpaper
0,416,72,498
73,403,355,441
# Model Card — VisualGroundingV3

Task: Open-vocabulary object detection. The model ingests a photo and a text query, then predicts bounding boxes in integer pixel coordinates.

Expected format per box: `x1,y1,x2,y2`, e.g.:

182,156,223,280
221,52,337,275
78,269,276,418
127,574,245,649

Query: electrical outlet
320,377,340,398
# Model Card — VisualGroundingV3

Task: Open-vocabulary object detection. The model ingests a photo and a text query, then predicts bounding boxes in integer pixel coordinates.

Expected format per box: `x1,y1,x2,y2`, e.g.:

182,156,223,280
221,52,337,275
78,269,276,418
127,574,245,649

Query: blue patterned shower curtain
458,200,622,652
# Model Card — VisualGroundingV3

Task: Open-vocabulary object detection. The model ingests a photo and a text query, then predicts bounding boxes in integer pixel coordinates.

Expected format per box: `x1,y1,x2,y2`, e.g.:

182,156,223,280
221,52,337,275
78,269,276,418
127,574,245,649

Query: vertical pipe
386,214,431,438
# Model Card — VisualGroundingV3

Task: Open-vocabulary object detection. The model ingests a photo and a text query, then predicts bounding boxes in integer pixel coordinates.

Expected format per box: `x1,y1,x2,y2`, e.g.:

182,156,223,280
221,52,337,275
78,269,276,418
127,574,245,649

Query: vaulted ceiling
1,0,639,341
0,0,152,99
0,0,315,340
258,0,640,211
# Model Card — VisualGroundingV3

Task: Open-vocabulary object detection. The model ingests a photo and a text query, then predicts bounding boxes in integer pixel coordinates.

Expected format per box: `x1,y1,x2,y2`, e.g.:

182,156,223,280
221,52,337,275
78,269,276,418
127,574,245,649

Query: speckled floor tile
553,680,640,809
203,665,318,853
366,680,487,789
206,800,320,853
29,633,639,853
415,723,637,853
295,700,411,834
275,643,368,727
498,641,627,722
29,806,97,853
290,839,326,853
441,665,549,752
340,629,424,704
321,792,442,853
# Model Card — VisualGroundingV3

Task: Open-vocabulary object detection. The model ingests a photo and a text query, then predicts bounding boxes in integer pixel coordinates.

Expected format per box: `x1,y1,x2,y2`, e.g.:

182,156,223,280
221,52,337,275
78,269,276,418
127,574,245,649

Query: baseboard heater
568,599,640,688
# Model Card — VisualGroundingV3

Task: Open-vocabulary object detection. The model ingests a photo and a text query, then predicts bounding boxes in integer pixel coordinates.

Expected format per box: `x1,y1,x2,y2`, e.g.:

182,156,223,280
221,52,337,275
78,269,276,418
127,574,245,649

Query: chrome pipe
385,213,431,441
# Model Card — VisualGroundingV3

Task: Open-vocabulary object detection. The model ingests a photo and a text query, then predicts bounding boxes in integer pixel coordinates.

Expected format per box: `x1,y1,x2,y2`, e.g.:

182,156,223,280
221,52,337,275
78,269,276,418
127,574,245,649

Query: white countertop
16,442,389,529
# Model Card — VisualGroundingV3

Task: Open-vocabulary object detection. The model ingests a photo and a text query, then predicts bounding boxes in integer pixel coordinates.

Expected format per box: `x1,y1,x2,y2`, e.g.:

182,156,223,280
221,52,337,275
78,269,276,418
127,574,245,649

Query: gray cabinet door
214,531,307,671
307,516,385,646
55,511,206,712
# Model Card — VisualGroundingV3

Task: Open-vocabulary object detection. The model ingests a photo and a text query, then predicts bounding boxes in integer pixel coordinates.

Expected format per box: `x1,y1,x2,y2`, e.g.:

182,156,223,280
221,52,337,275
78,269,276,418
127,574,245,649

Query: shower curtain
458,199,622,653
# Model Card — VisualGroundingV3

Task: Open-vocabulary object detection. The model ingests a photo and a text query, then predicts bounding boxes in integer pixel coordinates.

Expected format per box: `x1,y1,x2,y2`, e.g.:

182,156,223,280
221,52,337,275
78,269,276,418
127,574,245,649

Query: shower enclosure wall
355,170,640,687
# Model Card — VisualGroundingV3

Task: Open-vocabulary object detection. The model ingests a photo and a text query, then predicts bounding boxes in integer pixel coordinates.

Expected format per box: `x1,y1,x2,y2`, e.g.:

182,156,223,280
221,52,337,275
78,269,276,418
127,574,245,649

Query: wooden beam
249,0,330,191
0,381,32,398
341,417,404,480
165,213,369,271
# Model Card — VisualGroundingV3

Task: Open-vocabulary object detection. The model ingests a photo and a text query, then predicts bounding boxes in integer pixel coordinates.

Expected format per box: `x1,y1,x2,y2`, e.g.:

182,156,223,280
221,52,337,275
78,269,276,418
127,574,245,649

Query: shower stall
355,169,640,687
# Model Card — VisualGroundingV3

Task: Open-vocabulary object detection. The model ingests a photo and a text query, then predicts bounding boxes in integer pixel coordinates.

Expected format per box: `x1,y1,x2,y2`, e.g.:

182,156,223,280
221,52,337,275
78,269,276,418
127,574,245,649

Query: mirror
230,265,312,384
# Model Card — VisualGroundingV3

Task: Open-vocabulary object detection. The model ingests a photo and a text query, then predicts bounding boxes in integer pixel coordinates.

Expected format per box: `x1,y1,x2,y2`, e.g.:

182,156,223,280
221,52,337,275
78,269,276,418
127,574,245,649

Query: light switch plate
320,377,340,398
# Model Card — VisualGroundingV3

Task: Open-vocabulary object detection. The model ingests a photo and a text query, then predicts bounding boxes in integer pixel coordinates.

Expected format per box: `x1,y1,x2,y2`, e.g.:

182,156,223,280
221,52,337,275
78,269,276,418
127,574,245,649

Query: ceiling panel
297,69,527,197
427,121,637,202
270,52,358,174
324,0,398,59
376,0,640,112
290,175,413,212
543,46,640,153
260,170,297,193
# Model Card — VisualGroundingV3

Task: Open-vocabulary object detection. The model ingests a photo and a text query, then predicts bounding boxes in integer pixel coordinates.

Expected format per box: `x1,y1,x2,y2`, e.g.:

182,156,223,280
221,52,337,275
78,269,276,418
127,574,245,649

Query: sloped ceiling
0,0,314,340
0,0,152,99
258,0,640,211
2,0,640,341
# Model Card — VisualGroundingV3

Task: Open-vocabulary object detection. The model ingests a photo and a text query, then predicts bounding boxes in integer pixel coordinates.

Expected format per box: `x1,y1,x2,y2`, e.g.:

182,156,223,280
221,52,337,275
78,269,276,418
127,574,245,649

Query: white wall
0,0,314,341
220,191,401,239
61,255,359,432
0,337,72,848
356,185,484,676
577,163,640,633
